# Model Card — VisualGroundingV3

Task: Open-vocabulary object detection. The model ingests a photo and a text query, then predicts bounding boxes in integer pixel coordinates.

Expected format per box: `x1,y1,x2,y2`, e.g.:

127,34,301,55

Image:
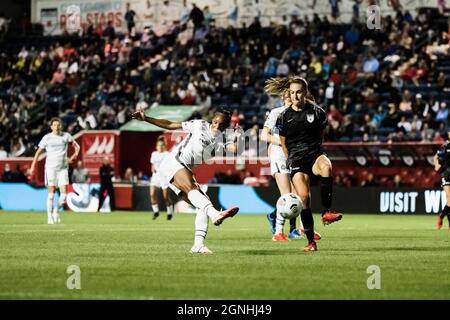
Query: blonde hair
264,76,316,105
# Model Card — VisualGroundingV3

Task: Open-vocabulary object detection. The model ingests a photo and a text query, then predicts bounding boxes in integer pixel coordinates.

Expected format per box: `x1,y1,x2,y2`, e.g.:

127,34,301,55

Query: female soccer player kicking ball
149,137,174,220
131,108,239,254
262,78,321,242
277,76,343,252
30,118,80,224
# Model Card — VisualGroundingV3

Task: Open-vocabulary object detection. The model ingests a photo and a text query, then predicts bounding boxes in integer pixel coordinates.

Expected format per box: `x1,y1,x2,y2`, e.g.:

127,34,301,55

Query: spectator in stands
1,163,13,182
123,167,137,184
189,3,205,38
361,173,379,187
12,164,28,183
71,160,90,183
436,102,449,126
125,2,137,33
363,51,380,74
0,145,7,159
393,174,406,188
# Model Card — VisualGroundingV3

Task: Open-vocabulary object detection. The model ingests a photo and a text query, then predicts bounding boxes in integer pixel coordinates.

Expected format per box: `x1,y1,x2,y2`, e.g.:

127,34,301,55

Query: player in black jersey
433,134,450,230
276,76,342,252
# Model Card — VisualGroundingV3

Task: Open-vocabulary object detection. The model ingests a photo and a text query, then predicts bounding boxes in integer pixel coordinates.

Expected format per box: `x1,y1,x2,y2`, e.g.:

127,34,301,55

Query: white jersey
264,105,288,160
150,150,170,170
38,132,73,170
171,119,231,169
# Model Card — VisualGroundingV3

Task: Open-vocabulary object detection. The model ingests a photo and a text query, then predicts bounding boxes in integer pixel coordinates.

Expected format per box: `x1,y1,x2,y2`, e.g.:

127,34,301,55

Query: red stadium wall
0,131,442,188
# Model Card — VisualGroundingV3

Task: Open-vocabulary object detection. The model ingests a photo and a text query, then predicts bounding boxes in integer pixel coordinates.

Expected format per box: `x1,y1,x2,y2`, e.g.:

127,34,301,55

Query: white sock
47,193,55,220
194,208,208,247
151,204,159,213
55,193,67,213
166,203,174,215
275,209,286,234
187,190,219,220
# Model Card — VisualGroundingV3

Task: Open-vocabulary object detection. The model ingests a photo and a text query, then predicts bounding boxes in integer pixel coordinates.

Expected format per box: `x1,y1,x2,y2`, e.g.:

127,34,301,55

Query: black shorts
289,151,325,178
441,169,450,187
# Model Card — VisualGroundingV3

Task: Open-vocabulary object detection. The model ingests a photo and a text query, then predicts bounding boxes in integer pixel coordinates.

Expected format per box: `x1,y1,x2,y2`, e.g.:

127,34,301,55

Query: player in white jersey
262,79,321,242
30,118,80,224
131,108,239,254
149,137,174,220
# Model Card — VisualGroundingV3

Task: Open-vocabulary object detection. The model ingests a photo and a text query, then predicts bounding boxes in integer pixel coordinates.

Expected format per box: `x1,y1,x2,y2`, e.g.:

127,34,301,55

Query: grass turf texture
0,211,449,300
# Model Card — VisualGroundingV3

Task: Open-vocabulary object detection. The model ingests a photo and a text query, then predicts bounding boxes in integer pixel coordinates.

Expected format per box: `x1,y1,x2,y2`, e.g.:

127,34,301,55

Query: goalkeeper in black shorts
434,132,450,230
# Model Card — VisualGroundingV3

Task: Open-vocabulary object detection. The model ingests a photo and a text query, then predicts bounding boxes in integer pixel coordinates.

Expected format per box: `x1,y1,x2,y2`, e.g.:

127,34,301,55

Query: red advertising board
79,131,120,182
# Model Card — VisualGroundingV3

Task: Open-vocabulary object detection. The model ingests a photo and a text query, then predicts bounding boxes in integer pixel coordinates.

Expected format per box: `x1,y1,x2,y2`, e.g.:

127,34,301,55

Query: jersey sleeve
38,135,47,150
317,106,328,129
181,120,201,133
263,109,278,130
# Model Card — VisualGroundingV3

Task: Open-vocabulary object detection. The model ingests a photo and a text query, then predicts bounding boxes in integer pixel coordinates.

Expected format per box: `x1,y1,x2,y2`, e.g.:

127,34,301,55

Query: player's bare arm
69,140,80,164
131,108,182,130
261,126,281,146
434,154,441,172
280,136,288,159
30,148,44,176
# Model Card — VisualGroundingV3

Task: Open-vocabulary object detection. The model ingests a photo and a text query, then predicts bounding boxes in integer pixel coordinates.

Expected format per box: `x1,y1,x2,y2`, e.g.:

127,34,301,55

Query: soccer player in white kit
149,137,174,220
131,108,239,254
30,118,80,224
262,78,321,242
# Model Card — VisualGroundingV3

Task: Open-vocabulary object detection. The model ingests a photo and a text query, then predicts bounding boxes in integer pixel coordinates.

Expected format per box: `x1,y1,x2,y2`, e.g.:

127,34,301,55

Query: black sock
320,176,333,212
289,218,297,232
269,209,276,219
444,206,450,223
300,208,314,243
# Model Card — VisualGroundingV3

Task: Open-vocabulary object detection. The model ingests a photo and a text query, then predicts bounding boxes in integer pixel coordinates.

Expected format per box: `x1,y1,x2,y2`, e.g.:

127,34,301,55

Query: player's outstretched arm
433,154,441,172
130,108,182,130
30,148,44,176
69,140,80,163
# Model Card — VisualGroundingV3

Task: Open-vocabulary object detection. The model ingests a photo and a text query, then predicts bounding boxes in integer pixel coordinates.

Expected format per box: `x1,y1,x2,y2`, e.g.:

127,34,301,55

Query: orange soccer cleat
272,233,288,242
303,241,318,252
321,210,343,225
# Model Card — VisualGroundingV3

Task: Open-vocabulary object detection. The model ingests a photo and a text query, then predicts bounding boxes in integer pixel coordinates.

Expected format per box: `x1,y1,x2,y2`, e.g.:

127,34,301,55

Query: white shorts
45,168,69,187
270,157,291,176
150,171,169,189
157,154,188,196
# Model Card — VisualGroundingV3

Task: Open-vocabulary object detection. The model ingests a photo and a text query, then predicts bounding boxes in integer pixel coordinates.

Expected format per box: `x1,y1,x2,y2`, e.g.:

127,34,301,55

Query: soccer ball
276,193,302,219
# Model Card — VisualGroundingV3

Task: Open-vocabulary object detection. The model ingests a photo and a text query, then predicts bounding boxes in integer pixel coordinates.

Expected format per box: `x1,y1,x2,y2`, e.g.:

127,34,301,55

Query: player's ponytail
264,77,290,97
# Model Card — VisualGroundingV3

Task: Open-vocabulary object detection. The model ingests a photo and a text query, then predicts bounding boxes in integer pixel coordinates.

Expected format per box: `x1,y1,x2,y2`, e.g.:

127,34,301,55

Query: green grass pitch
0,211,449,300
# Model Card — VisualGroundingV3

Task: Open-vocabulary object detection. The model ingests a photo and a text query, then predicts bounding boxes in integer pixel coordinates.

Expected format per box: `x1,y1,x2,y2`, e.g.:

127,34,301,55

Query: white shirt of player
264,105,288,160
172,119,230,169
150,150,170,171
38,132,74,170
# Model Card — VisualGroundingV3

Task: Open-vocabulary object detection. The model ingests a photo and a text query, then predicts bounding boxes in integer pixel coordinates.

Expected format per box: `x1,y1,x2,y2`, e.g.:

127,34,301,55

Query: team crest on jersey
307,114,314,123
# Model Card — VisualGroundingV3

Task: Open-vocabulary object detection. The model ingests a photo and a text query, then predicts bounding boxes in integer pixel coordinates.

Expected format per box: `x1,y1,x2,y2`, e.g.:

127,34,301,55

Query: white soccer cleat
190,245,213,254
47,218,55,225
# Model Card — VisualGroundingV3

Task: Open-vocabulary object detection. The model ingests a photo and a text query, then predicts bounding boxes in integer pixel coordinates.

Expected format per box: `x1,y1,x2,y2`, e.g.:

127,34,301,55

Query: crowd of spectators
0,3,449,187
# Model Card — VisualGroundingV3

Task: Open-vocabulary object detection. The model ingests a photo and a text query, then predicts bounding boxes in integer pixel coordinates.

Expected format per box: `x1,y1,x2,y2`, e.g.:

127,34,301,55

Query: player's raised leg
172,168,238,226
312,155,342,225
